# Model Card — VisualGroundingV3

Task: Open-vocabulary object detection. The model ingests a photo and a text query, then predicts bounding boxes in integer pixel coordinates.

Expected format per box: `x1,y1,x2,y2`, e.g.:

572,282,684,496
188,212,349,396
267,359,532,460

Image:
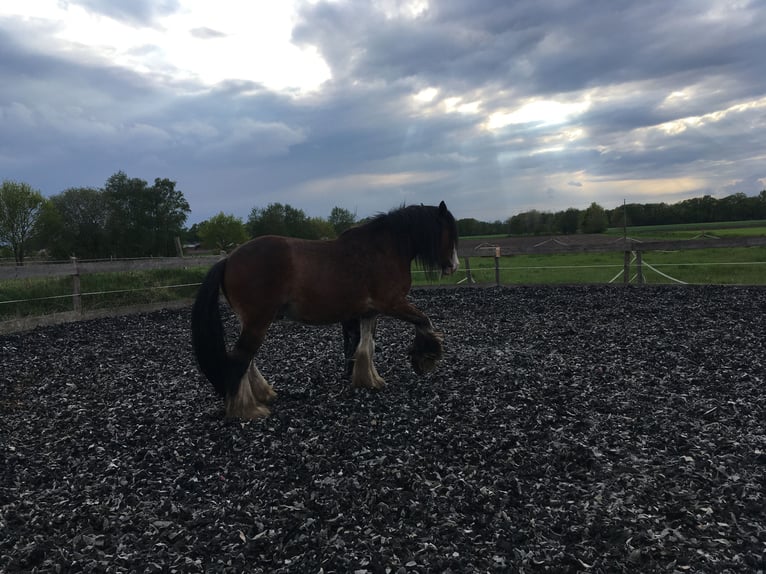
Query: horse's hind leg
351,317,385,390
342,319,360,376
226,324,273,419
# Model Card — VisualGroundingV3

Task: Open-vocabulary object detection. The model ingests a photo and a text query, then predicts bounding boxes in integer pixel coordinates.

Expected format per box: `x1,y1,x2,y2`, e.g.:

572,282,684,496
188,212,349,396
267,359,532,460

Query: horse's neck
340,226,414,262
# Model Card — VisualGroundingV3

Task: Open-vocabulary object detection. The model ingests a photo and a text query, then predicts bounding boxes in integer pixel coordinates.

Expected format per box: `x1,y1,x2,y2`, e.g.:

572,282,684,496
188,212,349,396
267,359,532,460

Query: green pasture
412,247,766,286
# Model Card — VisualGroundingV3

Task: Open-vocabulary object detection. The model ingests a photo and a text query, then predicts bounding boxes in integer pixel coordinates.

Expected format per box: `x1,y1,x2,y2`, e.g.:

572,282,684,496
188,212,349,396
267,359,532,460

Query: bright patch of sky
486,99,592,130
0,0,331,92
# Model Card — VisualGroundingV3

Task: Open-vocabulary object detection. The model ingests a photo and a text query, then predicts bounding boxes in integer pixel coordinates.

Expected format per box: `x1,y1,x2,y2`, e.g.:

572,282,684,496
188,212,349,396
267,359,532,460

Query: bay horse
191,201,459,419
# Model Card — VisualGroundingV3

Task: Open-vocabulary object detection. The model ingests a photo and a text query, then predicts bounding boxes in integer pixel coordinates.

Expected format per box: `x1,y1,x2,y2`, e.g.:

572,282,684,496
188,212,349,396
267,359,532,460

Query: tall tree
149,177,192,252
581,202,609,234
0,180,45,265
328,206,356,235
307,216,335,239
103,171,190,257
103,171,150,256
198,213,248,251
36,187,109,259
557,208,581,234
247,203,314,238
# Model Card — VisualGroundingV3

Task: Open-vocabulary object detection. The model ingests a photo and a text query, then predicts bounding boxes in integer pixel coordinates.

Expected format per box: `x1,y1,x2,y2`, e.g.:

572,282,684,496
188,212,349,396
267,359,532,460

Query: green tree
103,171,190,257
104,171,150,256
149,177,191,252
581,202,609,234
0,180,45,264
198,213,248,251
248,203,286,237
307,216,335,239
247,203,314,238
507,210,554,235
35,187,109,259
182,222,202,245
557,208,581,234
457,218,481,236
758,190,766,218
328,206,356,235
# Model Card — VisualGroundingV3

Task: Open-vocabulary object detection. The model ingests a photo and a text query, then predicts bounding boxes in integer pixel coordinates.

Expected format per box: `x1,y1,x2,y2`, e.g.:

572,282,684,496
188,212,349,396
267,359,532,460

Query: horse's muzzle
442,248,460,276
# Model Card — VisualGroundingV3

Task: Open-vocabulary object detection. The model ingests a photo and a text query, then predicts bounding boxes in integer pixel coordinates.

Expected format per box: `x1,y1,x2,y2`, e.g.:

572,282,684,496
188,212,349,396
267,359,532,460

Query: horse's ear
438,201,447,216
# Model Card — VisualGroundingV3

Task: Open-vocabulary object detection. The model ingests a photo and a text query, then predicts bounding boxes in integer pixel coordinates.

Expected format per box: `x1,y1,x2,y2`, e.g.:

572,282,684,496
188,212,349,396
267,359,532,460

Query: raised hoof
410,352,440,375
410,330,444,375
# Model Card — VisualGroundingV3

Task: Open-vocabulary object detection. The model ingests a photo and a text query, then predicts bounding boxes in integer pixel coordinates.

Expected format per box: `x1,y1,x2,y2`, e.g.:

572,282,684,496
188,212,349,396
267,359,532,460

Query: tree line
1,172,190,263
458,191,766,236
611,191,766,227
190,204,357,251
1,172,765,264
0,173,358,264
458,202,612,236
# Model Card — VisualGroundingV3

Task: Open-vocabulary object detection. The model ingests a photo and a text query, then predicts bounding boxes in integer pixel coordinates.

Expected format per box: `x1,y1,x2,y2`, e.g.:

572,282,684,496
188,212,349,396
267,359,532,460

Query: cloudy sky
1,0,764,224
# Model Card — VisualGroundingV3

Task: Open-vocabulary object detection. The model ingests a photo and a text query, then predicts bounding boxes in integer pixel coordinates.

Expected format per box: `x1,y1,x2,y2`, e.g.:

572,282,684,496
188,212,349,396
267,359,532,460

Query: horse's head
437,201,460,276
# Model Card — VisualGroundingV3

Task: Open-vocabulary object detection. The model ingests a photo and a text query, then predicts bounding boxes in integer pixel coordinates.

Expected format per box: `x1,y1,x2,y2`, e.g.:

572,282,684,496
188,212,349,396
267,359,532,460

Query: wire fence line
3,258,766,308
2,245,766,334
459,257,766,287
0,282,204,306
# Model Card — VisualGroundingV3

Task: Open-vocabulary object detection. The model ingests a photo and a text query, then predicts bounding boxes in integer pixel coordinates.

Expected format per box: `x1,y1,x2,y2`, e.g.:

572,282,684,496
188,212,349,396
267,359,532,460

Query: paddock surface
1,286,765,573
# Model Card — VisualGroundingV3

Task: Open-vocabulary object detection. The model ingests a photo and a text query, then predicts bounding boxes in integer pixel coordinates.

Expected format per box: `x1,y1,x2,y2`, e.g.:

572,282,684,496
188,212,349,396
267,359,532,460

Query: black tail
191,259,247,397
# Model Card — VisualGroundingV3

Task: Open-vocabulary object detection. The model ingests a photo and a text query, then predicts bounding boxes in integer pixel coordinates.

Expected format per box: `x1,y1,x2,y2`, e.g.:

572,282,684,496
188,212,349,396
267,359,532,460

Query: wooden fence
0,255,217,280
0,256,219,333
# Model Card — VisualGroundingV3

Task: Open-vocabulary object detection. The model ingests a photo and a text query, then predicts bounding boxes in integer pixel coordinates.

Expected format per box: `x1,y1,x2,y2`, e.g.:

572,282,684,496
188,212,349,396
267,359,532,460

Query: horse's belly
282,291,371,325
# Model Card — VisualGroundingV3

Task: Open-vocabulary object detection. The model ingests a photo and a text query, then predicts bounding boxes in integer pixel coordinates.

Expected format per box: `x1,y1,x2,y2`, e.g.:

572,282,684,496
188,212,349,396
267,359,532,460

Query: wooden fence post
623,251,631,285
464,256,474,283
636,251,644,285
495,246,501,287
71,257,82,314
174,236,184,258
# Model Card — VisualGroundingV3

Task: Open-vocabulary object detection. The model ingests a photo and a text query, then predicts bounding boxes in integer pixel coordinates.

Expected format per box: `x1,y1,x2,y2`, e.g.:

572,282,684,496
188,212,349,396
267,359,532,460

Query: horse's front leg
383,300,444,375
410,323,444,375
350,316,385,389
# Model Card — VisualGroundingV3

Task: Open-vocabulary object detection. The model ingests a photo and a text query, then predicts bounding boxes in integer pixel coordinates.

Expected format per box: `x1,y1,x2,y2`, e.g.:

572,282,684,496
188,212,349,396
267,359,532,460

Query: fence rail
0,255,218,280
458,235,766,257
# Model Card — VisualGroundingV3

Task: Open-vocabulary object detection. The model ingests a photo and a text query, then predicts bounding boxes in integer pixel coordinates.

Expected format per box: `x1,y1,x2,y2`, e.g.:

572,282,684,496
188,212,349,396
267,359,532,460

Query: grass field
414,247,766,286
0,268,205,319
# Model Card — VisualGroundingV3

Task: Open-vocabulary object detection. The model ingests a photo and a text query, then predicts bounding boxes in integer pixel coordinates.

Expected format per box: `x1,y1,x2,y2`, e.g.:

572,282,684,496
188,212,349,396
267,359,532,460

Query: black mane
343,203,458,278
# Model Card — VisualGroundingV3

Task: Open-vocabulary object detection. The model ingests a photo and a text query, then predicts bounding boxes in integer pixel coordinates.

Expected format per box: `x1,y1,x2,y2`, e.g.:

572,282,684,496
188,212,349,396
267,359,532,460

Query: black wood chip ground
1,286,765,573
